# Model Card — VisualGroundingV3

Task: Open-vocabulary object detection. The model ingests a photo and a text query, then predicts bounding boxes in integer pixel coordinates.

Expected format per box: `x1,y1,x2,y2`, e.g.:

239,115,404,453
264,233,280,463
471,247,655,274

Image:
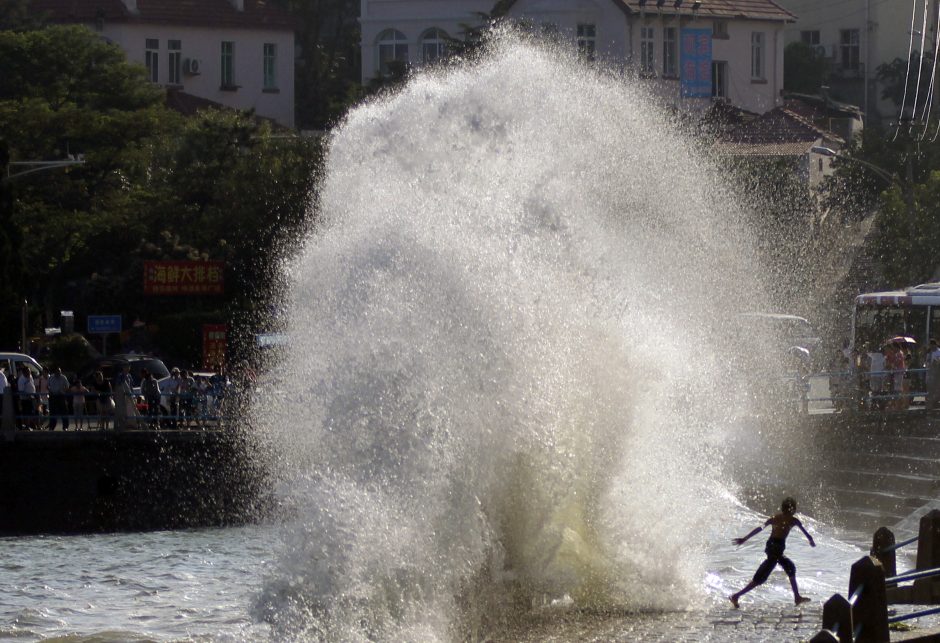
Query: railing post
821,593,854,643
871,527,897,577
913,510,940,602
810,629,841,643
113,386,126,432
850,556,888,643
1,387,14,439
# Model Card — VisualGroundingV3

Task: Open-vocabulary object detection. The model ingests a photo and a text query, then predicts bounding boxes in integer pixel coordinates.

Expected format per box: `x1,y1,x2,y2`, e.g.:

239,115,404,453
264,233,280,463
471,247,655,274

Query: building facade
361,0,795,115
774,0,938,126
31,0,296,128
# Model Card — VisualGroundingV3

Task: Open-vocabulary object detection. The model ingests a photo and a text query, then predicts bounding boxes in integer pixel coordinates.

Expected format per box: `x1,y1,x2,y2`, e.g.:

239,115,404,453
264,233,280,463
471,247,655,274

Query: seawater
1,35,928,642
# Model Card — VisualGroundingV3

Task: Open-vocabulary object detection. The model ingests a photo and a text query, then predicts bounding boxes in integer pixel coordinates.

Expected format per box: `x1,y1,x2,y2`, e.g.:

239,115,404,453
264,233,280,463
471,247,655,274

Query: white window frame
640,26,655,75
751,32,765,80
663,26,677,77
577,23,596,61
263,43,277,89
168,39,181,85
145,38,159,83
420,28,447,65
840,29,860,71
377,29,409,76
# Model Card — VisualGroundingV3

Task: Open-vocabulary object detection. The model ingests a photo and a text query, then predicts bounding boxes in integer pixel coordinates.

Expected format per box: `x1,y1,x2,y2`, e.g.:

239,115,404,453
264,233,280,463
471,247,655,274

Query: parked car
0,352,43,380
78,354,170,388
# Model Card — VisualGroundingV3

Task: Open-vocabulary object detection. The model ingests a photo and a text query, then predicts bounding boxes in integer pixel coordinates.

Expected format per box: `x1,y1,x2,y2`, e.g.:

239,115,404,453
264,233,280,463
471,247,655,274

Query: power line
894,0,919,141
918,1,940,139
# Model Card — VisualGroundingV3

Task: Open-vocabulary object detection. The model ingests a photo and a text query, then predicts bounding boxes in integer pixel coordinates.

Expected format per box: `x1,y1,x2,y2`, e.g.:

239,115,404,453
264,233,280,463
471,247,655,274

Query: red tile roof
616,0,795,21
30,0,295,30
713,107,843,156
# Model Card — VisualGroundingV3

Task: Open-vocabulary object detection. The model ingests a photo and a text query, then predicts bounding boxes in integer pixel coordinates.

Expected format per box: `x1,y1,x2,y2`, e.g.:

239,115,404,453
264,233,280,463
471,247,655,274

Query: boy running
730,497,815,607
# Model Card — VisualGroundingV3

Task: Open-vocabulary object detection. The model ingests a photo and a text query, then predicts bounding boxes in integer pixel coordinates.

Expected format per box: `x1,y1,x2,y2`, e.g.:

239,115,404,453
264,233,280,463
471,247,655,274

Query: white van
0,352,43,382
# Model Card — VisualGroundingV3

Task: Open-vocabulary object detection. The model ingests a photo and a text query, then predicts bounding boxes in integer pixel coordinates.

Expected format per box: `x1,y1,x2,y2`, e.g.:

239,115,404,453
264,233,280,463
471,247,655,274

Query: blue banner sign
681,28,712,98
87,315,122,334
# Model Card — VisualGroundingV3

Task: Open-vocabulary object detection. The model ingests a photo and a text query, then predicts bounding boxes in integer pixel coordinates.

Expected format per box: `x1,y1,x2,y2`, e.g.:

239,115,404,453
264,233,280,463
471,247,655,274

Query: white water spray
256,34,773,640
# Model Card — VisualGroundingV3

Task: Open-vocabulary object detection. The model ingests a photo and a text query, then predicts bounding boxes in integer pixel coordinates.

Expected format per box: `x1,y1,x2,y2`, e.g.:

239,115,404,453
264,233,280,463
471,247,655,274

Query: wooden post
871,527,897,577
113,386,126,432
913,510,940,603
821,593,854,643
850,555,888,643
1,387,14,438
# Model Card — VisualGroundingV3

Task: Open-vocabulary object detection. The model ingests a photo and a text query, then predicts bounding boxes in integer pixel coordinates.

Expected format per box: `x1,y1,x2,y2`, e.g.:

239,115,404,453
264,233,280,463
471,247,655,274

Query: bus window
932,305,940,341
854,305,926,349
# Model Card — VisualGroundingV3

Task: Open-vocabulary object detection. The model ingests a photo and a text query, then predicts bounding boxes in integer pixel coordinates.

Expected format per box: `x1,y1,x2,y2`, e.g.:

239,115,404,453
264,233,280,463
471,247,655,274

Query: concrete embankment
0,429,271,534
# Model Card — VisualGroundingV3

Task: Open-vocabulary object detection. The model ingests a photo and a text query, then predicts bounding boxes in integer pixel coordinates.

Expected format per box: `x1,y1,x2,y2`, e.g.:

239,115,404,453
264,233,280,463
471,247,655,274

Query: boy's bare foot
795,596,811,605
729,595,740,608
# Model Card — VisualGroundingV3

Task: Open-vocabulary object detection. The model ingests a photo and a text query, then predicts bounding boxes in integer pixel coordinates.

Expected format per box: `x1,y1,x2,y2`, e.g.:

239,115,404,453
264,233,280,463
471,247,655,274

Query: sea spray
255,32,773,640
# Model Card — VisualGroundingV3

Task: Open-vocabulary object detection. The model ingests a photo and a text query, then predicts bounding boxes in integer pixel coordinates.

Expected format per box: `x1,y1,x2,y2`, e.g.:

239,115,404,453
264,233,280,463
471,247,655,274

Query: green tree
783,42,829,94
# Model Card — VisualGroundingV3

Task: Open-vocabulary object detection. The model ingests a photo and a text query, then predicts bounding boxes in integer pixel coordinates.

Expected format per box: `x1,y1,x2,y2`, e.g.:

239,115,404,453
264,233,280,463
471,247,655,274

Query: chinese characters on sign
202,324,227,369
680,28,712,98
143,260,224,295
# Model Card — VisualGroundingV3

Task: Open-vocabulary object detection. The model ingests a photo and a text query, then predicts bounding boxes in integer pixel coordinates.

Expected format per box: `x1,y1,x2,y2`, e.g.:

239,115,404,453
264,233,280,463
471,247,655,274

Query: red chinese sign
143,260,224,295
202,324,227,369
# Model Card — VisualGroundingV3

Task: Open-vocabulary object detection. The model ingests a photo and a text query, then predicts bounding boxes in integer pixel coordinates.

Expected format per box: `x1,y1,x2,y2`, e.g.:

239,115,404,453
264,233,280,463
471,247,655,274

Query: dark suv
79,354,170,387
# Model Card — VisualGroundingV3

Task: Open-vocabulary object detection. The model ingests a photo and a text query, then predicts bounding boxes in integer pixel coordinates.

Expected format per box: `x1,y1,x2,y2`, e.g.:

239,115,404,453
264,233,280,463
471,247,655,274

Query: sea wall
0,430,271,535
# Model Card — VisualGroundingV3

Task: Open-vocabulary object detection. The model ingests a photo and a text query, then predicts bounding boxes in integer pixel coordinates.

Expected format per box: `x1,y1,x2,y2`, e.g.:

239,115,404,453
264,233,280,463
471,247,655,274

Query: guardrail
813,511,940,642
775,366,938,415
0,386,229,436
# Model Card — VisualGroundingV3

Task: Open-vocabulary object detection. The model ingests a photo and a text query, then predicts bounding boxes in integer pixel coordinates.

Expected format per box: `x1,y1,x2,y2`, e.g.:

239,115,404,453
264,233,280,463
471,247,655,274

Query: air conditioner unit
184,58,201,75
813,44,827,58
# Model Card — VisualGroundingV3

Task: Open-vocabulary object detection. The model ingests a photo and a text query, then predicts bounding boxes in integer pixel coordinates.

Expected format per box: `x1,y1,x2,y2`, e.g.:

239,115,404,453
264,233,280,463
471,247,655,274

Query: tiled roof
721,107,843,146
616,0,795,21
29,0,295,30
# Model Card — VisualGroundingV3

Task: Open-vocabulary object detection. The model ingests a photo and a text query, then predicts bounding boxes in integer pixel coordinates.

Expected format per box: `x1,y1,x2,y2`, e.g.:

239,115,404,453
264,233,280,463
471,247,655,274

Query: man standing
47,367,71,431
925,339,940,411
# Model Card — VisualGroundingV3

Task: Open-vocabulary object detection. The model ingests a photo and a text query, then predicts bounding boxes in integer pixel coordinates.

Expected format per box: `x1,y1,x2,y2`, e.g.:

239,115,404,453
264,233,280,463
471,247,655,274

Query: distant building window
640,26,655,74
663,26,677,77
801,30,820,46
420,28,448,65
377,29,408,76
751,32,765,79
577,23,596,61
263,43,277,89
221,41,235,87
145,38,159,83
713,20,728,39
168,39,181,85
840,29,860,71
712,60,728,98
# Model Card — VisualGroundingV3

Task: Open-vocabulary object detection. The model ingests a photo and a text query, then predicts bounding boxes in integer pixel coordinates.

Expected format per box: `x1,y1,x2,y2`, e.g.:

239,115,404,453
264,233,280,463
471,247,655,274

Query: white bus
852,282,940,351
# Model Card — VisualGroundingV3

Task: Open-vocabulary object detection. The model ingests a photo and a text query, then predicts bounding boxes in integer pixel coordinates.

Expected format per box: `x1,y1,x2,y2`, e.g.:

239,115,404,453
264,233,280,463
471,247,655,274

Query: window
840,29,860,71
263,43,277,89
577,23,596,61
221,41,235,88
420,28,448,65
377,29,408,76
801,30,820,46
145,38,159,83
640,26,655,74
662,27,677,77
751,32,765,79
168,39,181,85
713,20,728,39
712,60,727,98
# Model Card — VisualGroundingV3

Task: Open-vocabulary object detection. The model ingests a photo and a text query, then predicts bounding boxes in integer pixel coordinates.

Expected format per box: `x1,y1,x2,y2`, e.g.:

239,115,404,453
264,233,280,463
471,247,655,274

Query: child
71,380,89,430
729,497,815,608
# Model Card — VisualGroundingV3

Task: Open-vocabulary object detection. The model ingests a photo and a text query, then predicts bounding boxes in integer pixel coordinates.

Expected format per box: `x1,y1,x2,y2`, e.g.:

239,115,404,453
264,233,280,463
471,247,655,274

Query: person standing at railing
16,366,37,429
885,342,908,411
0,367,6,419
140,369,160,428
46,367,70,431
729,496,816,608
925,339,940,411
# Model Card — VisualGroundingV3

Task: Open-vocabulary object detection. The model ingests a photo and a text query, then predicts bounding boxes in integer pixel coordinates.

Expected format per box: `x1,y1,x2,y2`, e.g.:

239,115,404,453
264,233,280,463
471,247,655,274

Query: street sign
87,315,122,334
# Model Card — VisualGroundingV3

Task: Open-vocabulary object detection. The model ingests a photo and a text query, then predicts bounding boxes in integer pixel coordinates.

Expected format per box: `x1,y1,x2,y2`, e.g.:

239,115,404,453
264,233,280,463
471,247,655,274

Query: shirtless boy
729,497,816,608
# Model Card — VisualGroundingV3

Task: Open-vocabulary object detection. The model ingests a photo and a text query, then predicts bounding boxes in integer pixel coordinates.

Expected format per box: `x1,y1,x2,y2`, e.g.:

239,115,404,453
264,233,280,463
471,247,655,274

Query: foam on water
256,33,775,640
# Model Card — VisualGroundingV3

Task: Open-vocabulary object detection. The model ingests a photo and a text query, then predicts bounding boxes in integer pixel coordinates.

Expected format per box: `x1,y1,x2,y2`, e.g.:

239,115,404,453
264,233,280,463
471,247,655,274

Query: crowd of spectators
0,362,235,431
